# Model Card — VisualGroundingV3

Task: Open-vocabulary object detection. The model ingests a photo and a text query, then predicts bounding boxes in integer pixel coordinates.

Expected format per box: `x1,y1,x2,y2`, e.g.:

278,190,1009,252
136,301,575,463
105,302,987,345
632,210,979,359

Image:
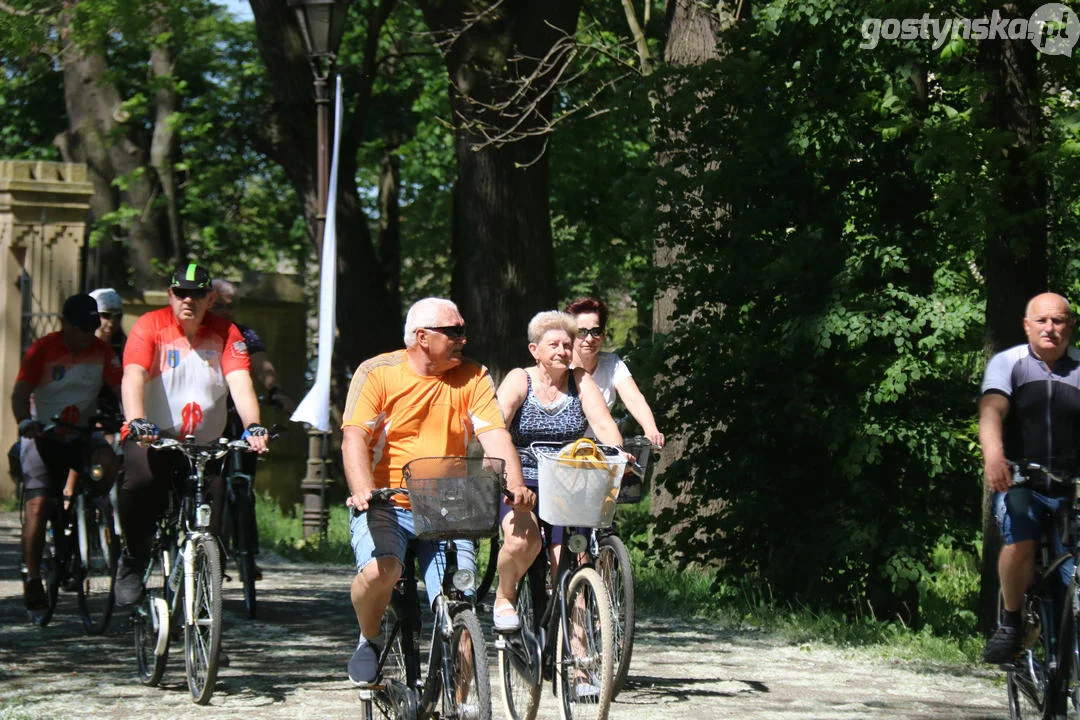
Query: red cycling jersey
17,332,122,427
123,307,250,442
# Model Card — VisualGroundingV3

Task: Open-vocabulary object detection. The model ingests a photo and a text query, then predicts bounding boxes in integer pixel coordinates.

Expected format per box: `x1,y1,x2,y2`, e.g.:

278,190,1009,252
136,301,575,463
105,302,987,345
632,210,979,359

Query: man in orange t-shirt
341,297,540,685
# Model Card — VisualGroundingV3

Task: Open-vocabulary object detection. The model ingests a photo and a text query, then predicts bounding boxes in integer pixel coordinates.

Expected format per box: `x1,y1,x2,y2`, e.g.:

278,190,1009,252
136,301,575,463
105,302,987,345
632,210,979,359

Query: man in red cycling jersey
11,293,122,610
114,264,269,607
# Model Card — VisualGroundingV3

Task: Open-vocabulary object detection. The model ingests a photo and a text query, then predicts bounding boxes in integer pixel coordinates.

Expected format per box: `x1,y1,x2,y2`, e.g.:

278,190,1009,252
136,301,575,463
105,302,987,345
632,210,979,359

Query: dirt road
0,512,1007,719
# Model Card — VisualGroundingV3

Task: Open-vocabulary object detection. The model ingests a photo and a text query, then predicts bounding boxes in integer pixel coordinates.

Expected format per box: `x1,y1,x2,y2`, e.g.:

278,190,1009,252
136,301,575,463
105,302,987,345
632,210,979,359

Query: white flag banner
291,75,343,432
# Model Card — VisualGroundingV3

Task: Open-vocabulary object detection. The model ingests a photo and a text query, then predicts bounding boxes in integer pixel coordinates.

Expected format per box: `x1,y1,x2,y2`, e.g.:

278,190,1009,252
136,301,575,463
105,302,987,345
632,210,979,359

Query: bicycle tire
555,567,614,720
232,489,258,619
498,569,541,720
77,498,117,634
1004,591,1049,720
134,547,171,686
444,608,492,720
185,536,223,704
474,535,499,603
28,516,61,627
595,534,634,695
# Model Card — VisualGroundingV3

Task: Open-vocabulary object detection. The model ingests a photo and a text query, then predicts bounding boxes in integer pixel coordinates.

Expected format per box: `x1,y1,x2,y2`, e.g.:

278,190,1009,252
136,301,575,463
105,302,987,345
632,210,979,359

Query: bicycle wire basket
402,456,505,540
533,440,625,528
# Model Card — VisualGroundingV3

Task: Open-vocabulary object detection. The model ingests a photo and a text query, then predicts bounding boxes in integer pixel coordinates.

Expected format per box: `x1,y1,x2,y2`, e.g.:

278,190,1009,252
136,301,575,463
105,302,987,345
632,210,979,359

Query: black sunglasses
99,311,122,320
424,325,467,339
577,327,604,338
173,288,209,300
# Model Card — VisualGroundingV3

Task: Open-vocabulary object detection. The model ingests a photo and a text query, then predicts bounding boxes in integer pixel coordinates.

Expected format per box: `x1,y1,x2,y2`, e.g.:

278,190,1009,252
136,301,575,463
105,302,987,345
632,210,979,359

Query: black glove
243,423,268,439
127,418,158,438
17,418,43,438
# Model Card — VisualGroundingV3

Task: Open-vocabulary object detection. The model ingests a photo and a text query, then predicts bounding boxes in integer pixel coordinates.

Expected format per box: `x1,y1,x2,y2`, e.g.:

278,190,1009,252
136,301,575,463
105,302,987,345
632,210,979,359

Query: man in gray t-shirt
980,292,1080,663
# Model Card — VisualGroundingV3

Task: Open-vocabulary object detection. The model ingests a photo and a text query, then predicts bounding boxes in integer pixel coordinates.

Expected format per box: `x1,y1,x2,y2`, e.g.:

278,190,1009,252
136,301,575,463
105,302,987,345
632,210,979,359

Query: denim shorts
994,486,1074,588
349,502,475,607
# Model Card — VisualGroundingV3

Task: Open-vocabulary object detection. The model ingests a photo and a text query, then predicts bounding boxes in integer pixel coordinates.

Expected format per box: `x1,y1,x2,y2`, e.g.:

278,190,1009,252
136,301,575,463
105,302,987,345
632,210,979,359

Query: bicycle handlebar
151,437,255,462
1008,460,1078,490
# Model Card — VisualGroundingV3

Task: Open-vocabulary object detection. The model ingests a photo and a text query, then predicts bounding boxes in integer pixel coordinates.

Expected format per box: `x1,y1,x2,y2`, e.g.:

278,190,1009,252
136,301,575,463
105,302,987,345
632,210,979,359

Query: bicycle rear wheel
77,498,117,634
28,516,61,627
134,547,172,686
370,593,420,719
185,536,223,704
444,608,492,720
556,567,614,720
498,569,542,720
595,534,634,695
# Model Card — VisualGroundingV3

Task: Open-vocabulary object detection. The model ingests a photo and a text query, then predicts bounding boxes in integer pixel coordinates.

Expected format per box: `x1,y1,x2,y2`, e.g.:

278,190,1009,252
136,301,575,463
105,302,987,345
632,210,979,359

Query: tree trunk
649,0,740,532
148,5,184,263
418,0,582,380
54,8,172,290
976,4,1048,635
249,0,400,389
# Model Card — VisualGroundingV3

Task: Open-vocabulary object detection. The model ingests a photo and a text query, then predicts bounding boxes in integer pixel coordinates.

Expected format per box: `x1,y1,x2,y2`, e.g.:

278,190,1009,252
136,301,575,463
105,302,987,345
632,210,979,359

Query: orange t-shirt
342,350,505,501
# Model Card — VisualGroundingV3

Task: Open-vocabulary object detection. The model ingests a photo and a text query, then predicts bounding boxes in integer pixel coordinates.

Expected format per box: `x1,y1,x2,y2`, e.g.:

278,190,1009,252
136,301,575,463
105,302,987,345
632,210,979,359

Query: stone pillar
0,160,93,501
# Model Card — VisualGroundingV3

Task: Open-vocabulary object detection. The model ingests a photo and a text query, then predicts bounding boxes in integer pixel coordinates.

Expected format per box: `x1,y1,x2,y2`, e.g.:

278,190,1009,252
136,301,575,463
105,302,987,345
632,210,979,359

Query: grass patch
256,493,353,564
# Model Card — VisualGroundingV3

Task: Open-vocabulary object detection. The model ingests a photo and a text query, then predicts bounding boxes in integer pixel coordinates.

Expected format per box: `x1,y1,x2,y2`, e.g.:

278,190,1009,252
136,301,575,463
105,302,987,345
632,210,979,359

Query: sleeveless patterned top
508,370,589,485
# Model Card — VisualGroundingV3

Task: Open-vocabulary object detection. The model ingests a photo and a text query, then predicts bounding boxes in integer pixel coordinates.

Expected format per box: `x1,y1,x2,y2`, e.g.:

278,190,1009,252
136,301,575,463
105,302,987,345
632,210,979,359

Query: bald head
1024,293,1074,364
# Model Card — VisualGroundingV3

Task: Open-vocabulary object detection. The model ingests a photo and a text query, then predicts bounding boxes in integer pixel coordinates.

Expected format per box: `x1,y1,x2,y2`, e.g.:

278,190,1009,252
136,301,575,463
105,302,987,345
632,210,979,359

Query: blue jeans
994,487,1074,589
349,502,475,607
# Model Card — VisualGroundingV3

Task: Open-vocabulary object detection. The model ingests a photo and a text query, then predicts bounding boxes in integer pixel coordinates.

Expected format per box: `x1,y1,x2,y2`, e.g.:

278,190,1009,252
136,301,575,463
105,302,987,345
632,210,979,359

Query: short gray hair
527,311,576,345
211,278,236,299
404,297,460,348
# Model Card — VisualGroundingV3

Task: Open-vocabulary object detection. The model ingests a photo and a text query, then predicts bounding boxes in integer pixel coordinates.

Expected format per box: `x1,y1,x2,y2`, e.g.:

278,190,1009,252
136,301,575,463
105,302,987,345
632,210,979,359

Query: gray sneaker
347,638,379,686
114,554,146,606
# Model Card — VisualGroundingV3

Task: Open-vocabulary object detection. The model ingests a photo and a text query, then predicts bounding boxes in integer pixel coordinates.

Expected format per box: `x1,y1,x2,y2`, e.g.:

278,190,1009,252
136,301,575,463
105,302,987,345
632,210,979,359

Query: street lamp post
290,0,351,539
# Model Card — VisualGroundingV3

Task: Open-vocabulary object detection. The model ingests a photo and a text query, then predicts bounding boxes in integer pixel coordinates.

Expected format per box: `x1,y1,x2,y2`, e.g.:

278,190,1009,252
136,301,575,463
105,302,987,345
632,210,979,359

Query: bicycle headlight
452,568,476,593
89,464,105,482
566,534,588,554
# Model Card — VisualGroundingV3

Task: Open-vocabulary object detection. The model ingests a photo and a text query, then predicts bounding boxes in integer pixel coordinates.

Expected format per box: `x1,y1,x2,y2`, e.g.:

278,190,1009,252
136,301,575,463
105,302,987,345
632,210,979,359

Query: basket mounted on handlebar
533,439,626,528
402,456,505,540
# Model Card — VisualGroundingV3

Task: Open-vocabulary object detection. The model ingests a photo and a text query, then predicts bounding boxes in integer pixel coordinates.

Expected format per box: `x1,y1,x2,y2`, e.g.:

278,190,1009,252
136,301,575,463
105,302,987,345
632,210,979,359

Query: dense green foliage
650,0,1080,619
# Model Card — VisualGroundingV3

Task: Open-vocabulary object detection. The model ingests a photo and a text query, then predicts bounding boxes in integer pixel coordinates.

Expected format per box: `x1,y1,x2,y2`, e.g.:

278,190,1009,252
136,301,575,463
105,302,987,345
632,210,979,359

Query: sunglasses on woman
577,327,604,338
99,311,122,320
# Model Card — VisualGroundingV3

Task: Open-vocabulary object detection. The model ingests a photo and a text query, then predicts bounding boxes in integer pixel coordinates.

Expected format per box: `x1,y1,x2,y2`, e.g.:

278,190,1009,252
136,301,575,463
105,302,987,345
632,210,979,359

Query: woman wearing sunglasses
564,297,664,449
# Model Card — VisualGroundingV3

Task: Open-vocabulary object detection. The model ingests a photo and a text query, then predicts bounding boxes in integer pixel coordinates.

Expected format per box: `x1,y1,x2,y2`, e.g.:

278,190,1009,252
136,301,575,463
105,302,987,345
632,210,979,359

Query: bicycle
999,461,1080,720
18,415,120,634
131,435,256,705
495,441,621,720
221,433,266,620
357,455,505,720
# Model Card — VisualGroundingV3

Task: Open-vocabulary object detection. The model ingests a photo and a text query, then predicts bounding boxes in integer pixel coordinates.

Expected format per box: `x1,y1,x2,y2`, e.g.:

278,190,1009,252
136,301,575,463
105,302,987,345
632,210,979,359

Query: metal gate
18,236,74,355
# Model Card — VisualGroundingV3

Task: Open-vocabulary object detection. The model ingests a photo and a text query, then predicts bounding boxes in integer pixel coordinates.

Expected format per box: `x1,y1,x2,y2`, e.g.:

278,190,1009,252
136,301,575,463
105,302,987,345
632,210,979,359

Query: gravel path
0,512,1008,719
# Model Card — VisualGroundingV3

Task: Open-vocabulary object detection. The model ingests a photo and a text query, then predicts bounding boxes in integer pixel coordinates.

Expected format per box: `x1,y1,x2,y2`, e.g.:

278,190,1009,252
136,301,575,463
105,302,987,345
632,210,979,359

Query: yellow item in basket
557,438,609,470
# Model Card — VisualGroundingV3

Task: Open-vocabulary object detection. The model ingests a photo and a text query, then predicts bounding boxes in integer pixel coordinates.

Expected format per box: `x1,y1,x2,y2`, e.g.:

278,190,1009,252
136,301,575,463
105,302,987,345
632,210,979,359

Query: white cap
88,288,123,313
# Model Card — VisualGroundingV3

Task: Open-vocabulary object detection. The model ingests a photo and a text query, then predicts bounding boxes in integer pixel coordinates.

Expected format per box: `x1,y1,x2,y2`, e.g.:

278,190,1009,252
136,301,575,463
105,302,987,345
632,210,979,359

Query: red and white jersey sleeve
17,332,121,427
124,308,251,442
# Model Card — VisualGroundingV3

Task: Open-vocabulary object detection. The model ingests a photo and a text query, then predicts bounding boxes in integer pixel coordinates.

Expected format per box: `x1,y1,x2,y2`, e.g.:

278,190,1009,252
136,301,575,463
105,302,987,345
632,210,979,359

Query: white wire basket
532,440,625,528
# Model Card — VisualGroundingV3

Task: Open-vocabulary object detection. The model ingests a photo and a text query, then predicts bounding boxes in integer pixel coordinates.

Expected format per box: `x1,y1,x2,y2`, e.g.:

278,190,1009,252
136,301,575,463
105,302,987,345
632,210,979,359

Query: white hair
404,297,460,348
527,311,576,345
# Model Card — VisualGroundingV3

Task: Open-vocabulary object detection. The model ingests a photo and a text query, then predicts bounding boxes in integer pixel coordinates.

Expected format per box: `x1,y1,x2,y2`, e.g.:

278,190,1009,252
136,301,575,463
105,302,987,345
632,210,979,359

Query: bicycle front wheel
232,489,257,619
474,535,499,603
77,498,117,634
134,548,171,686
556,567,614,720
28,516,61,627
185,536,223,704
595,534,634,695
443,608,492,720
498,568,541,720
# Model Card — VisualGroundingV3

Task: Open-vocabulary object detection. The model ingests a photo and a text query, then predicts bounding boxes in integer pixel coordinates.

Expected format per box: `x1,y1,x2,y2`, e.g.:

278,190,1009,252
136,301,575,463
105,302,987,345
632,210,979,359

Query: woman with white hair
494,311,624,632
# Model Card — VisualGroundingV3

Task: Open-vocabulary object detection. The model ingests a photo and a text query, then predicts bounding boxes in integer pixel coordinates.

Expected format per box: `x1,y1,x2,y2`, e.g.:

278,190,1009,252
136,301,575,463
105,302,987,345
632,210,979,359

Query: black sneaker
983,625,1023,664
23,576,47,611
347,639,380,686
114,554,146,606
